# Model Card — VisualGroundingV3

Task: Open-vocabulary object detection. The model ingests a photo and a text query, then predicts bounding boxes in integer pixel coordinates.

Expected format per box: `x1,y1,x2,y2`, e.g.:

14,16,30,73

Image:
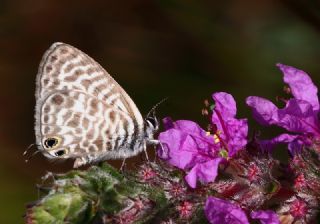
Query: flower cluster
27,64,320,224
246,64,320,155
158,92,248,188
158,64,320,223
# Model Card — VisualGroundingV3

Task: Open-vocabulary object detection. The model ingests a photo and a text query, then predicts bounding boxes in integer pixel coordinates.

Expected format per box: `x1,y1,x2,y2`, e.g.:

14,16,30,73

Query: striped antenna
146,97,168,118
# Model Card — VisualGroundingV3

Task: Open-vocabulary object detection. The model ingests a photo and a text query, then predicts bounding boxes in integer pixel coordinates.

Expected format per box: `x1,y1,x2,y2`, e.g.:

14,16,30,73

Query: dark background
1,0,320,223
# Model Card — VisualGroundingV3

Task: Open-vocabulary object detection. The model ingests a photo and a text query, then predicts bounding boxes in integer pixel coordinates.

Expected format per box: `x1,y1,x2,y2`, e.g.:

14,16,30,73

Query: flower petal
225,118,248,156
185,158,223,188
247,97,320,135
158,120,218,169
277,63,319,110
212,92,237,118
162,117,174,129
259,133,310,155
251,210,279,224
246,96,279,126
260,133,299,150
174,120,209,138
277,99,319,134
212,92,248,154
205,197,249,224
158,129,200,169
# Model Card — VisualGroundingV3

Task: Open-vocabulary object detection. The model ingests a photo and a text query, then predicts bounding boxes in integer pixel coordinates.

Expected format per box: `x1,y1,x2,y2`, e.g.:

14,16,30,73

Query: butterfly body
35,42,159,167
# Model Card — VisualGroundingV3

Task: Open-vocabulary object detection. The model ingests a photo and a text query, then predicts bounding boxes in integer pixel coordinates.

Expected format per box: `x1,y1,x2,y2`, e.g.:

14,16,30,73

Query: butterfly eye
54,149,66,157
44,137,60,149
146,117,157,128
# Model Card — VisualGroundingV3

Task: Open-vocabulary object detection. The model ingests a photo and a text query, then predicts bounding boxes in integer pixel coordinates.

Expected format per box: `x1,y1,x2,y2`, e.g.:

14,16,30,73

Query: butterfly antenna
147,97,168,118
25,150,41,163
23,143,36,156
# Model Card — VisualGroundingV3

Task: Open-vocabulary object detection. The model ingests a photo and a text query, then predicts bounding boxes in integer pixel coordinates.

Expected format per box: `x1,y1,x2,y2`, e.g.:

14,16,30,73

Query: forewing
35,42,143,123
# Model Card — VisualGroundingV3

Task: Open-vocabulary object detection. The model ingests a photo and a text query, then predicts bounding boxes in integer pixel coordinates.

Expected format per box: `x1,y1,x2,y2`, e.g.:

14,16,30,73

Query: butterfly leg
153,141,165,162
73,157,89,168
143,146,150,163
39,171,57,199
23,143,36,156
120,158,127,172
148,139,160,145
147,139,162,162
41,171,56,183
23,143,40,163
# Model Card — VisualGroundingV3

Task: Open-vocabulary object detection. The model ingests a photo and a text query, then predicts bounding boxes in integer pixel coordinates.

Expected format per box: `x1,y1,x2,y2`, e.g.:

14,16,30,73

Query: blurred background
1,0,320,223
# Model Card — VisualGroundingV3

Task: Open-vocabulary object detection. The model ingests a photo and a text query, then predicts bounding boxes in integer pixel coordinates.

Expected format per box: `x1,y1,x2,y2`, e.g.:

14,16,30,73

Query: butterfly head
144,98,167,139
145,110,159,139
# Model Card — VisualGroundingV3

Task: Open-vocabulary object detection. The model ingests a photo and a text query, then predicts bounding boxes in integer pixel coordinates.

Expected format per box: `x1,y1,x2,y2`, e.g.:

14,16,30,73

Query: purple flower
158,119,223,188
251,210,280,224
158,92,248,188
205,197,280,224
212,92,248,156
246,64,320,154
205,197,249,224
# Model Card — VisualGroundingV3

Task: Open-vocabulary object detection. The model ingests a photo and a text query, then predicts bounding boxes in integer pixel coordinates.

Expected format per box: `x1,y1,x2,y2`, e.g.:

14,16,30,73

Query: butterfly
34,42,160,168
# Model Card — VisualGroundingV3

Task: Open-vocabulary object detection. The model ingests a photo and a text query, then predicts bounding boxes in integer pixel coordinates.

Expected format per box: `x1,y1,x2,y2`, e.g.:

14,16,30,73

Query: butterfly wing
35,42,145,165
